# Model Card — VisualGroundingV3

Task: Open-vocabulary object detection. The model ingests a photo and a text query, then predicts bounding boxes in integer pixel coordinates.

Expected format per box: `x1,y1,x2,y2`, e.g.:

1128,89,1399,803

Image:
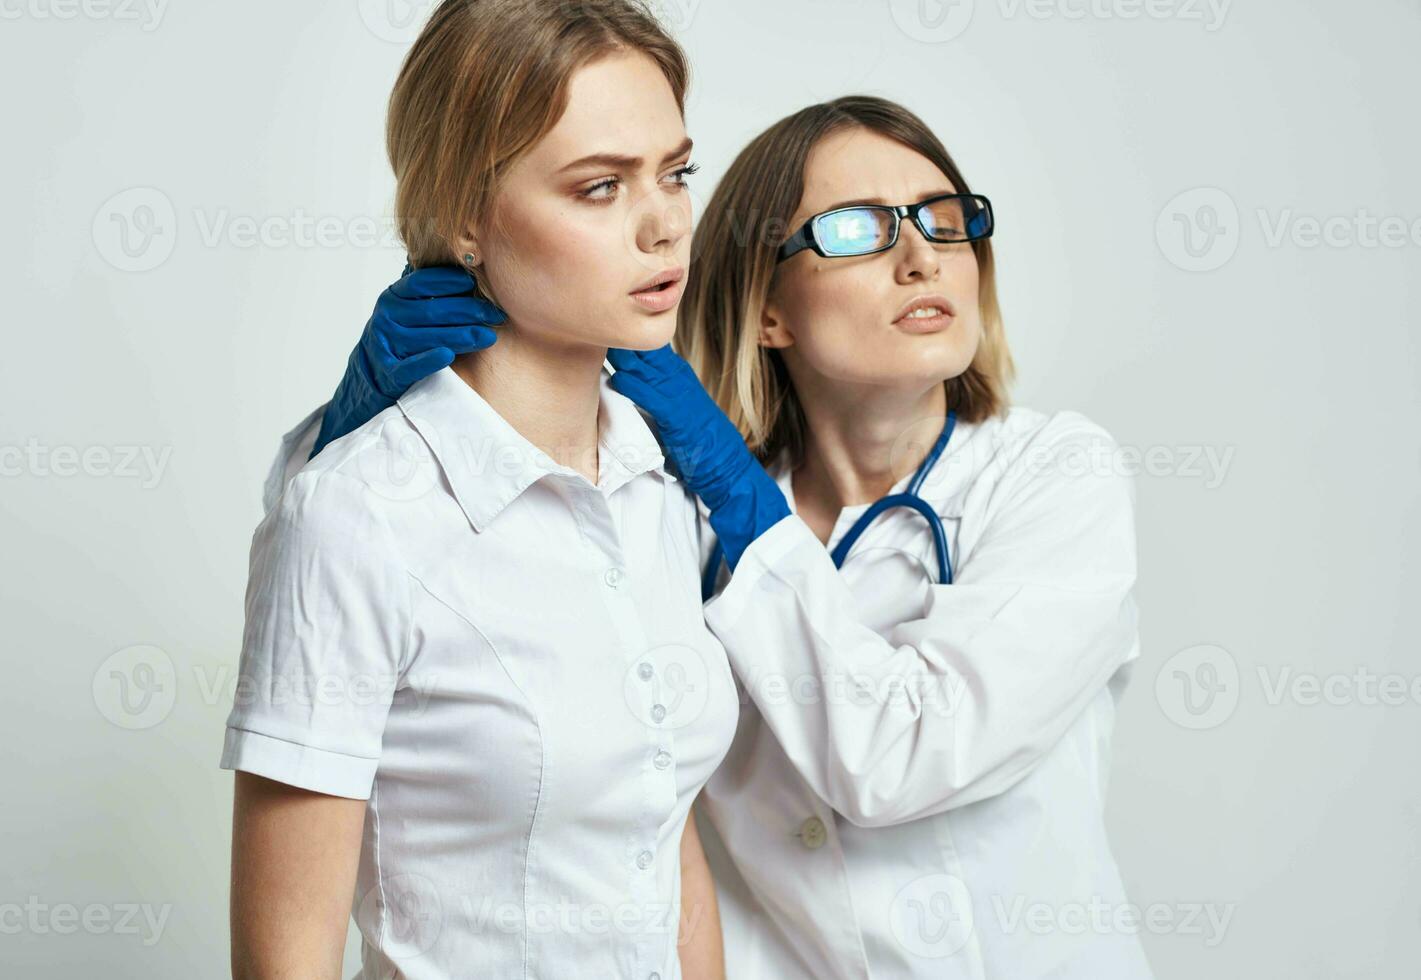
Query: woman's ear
454,224,504,308
455,225,483,270
759,292,795,350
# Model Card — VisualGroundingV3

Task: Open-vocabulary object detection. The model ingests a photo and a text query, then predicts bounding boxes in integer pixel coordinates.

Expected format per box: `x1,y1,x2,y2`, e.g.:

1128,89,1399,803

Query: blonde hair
387,0,689,286
675,95,1015,469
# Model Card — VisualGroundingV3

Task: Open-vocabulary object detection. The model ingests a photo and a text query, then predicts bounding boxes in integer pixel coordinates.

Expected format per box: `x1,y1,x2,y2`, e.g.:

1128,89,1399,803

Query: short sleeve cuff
220,726,377,800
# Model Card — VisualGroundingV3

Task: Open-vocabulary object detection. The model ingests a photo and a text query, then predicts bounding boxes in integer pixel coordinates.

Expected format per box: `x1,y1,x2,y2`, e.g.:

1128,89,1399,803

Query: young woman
220,2,737,978
281,66,1151,980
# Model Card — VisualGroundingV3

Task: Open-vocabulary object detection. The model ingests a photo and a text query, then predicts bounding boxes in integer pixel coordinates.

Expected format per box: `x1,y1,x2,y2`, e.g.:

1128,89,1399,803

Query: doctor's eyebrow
818,188,960,212
556,136,695,175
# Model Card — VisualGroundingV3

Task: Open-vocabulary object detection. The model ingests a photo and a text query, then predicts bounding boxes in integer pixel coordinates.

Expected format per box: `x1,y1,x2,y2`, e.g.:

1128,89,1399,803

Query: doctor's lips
629,266,685,313
892,293,957,333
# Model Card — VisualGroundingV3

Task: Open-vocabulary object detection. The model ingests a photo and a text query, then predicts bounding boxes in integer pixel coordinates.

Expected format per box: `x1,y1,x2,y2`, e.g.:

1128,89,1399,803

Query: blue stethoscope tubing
700,411,957,601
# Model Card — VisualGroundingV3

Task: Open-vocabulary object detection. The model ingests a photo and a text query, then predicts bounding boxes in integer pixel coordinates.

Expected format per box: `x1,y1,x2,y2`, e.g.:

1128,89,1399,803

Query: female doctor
281,96,1153,978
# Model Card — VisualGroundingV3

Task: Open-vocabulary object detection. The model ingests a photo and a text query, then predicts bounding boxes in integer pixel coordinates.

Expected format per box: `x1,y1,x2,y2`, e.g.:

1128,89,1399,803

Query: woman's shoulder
265,406,426,547
994,404,1121,448
968,404,1126,478
983,404,1134,513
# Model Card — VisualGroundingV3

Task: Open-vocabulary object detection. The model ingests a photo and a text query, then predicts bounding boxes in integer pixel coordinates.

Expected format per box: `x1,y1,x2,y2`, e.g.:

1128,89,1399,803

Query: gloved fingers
370,309,491,355
388,347,457,390
387,324,499,357
637,343,686,372
607,367,666,413
381,292,508,328
364,325,407,400
612,343,686,377
388,265,480,300
605,347,650,374
607,347,674,386
611,343,699,380
366,315,399,366
608,344,698,394
458,295,507,325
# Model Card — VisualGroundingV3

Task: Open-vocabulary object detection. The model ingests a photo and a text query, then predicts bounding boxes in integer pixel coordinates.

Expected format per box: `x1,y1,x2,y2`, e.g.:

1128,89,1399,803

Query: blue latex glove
606,344,790,571
310,263,507,458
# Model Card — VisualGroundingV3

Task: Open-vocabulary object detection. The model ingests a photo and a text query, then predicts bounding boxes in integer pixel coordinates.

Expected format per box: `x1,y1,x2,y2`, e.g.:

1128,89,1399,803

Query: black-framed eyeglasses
777,193,994,263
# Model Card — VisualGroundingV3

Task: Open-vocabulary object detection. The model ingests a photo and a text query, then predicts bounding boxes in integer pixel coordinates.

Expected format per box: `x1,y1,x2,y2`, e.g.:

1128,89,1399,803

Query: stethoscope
701,411,958,601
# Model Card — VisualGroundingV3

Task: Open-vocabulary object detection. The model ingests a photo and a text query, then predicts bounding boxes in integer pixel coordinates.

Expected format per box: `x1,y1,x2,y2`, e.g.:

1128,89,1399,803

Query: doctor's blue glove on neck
310,263,508,459
606,344,791,571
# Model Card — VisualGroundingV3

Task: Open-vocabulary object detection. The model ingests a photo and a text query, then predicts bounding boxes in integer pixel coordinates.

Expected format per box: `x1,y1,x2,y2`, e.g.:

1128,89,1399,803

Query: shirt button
649,974,661,980
603,566,625,589
637,661,654,681
650,703,667,724
799,816,827,850
653,750,672,770
636,849,654,870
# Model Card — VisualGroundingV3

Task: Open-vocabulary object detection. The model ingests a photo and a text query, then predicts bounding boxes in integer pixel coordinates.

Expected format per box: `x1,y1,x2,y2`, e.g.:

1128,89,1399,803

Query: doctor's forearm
705,514,1139,828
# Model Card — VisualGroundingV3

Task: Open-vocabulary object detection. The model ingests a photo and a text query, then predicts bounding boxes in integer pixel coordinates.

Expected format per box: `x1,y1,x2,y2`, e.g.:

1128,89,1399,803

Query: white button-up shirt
259,392,1151,980
695,405,1154,980
221,366,739,980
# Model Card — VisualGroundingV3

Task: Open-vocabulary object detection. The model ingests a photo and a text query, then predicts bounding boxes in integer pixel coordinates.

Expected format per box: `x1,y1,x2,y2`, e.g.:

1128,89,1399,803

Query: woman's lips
893,294,956,334
895,308,955,333
630,274,685,313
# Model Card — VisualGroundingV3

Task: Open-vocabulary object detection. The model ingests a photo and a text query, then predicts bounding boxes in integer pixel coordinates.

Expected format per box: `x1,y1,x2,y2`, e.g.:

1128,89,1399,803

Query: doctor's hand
310,263,507,458
607,344,790,571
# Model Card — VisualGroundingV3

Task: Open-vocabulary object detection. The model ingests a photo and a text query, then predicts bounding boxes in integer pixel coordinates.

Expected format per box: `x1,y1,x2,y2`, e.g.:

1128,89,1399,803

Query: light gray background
2,0,1417,976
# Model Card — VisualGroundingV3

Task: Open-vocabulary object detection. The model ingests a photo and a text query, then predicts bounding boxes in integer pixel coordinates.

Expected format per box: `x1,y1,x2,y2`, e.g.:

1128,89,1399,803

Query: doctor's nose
894,224,942,283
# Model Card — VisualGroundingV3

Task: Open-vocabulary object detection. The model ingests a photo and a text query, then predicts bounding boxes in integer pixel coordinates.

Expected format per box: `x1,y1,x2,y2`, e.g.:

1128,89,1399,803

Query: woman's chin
606,311,679,351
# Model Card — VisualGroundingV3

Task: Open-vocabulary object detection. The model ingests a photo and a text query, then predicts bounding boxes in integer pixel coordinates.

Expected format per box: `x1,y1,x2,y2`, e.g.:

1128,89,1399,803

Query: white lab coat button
637,661,654,681
603,567,625,589
799,816,827,850
653,750,672,769
650,703,667,724
649,974,661,980
636,849,654,870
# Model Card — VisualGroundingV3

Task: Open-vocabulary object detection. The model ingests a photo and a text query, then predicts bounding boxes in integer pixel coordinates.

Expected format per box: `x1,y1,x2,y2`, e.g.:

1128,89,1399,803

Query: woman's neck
451,328,607,484
790,378,948,541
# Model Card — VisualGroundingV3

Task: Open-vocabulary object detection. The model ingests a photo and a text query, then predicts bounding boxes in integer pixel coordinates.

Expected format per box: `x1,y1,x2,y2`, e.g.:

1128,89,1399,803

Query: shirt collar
396,365,669,533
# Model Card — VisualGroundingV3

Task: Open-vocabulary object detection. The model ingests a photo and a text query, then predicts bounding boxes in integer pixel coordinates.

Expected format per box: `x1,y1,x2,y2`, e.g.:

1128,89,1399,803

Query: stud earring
463,252,478,266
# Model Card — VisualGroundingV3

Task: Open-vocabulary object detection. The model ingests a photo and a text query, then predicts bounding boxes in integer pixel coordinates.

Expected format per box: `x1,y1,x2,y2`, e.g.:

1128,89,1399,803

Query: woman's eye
581,178,620,202
667,162,701,187
580,163,698,204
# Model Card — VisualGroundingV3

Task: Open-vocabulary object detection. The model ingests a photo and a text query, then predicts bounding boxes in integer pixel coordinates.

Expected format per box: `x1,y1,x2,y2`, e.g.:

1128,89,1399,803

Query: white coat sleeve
260,402,329,516
701,415,1140,828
